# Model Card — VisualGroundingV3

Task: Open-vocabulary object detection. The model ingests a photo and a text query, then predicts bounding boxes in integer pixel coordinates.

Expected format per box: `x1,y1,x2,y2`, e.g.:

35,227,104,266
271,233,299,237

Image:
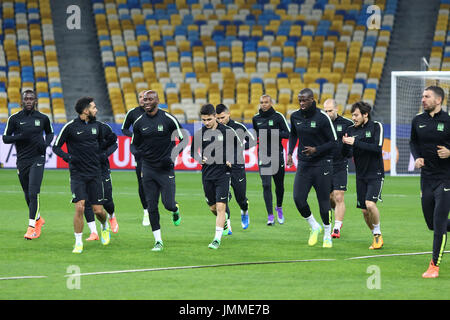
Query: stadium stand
0,0,66,123
92,0,398,124
430,0,450,71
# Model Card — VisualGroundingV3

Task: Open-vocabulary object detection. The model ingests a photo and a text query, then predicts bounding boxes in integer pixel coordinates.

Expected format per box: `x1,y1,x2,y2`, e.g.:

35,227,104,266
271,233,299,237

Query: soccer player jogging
191,104,242,249
84,122,119,240
342,101,384,250
216,104,256,230
121,90,149,226
2,90,54,239
130,90,184,252
409,86,450,278
252,95,290,226
287,89,337,248
323,99,354,238
53,97,113,253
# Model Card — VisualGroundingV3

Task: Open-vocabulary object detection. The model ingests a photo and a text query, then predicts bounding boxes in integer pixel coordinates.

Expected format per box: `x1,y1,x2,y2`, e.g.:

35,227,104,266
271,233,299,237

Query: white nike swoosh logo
37,164,43,166
324,172,330,175
419,125,426,128
444,188,450,192
105,179,110,182
20,122,26,125
77,131,83,134
220,197,227,200
373,196,378,199
143,127,149,131
169,176,174,178
239,178,244,182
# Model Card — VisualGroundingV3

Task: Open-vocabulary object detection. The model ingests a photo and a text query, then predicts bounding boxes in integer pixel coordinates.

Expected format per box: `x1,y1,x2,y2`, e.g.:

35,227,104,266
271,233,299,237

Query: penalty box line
4,251,450,280
65,259,337,278
346,250,450,260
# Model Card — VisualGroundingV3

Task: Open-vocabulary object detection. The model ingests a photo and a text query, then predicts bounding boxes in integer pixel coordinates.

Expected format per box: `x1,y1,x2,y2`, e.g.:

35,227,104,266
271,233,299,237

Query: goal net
390,71,450,176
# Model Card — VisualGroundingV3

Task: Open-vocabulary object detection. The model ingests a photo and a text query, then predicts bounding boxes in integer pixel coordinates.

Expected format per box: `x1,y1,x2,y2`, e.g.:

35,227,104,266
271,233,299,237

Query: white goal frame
390,71,450,176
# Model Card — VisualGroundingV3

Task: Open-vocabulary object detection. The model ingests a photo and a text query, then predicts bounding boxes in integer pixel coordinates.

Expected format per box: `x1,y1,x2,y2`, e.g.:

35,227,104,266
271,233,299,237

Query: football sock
87,221,97,234
74,233,83,246
324,224,331,236
306,215,320,229
372,223,381,235
334,220,343,230
215,227,223,241
153,229,162,242
29,219,36,228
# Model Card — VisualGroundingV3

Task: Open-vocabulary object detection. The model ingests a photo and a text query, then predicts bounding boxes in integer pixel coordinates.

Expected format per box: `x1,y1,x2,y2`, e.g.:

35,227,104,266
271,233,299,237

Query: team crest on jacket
365,131,371,138
92,128,97,134
311,121,316,128
35,119,40,126
337,124,342,131
268,120,273,126
158,124,164,131
437,123,444,132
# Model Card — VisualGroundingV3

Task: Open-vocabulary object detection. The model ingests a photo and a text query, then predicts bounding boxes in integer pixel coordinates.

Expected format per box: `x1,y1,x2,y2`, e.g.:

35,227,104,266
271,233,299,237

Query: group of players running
3,85,449,278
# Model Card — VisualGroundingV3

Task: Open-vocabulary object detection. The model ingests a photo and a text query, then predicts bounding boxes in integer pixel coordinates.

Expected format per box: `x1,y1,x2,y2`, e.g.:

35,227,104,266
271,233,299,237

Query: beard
145,104,157,113
88,113,97,121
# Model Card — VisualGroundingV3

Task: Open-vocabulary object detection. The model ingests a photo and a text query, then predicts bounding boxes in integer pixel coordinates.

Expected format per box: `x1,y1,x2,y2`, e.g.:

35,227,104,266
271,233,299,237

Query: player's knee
334,192,345,203
75,201,85,214
365,200,377,211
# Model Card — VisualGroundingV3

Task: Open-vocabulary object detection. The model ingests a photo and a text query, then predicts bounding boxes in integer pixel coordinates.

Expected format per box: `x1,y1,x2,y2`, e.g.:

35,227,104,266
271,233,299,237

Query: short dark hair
215,103,228,114
75,97,94,114
425,86,445,104
298,88,314,98
351,101,372,120
200,104,216,116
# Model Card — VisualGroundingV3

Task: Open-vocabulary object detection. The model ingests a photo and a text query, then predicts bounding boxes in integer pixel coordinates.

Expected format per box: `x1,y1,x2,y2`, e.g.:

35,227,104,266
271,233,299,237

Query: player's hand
201,156,208,164
437,145,450,159
226,161,232,168
287,154,293,167
302,146,316,156
342,134,355,145
415,157,425,169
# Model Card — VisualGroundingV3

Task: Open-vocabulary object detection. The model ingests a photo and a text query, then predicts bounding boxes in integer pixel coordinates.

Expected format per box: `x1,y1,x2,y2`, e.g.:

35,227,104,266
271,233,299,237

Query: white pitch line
0,275,47,281
64,259,336,278
346,250,450,260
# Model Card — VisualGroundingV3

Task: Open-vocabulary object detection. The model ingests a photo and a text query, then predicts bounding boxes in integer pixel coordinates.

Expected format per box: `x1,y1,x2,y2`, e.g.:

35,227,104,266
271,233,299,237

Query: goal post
390,71,450,176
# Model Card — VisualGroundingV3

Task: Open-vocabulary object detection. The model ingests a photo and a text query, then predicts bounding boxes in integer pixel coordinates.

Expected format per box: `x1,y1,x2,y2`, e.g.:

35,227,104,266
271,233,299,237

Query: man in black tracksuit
323,98,354,239
131,90,184,252
252,95,290,226
287,88,337,248
342,101,384,250
191,104,242,249
2,90,54,240
409,86,450,278
121,90,148,226
84,122,119,240
216,103,256,230
53,97,113,253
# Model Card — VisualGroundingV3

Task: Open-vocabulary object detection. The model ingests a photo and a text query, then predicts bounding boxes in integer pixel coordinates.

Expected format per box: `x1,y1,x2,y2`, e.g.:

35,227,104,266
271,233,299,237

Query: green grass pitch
0,168,449,300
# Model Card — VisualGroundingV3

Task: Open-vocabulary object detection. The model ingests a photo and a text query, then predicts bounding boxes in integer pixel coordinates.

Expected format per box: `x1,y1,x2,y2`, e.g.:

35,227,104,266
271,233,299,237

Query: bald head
138,90,147,107
143,90,159,114
323,99,338,121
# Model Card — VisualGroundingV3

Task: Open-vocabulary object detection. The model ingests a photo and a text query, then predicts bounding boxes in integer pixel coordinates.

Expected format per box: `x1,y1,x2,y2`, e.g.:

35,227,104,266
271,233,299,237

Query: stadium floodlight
390,71,450,176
